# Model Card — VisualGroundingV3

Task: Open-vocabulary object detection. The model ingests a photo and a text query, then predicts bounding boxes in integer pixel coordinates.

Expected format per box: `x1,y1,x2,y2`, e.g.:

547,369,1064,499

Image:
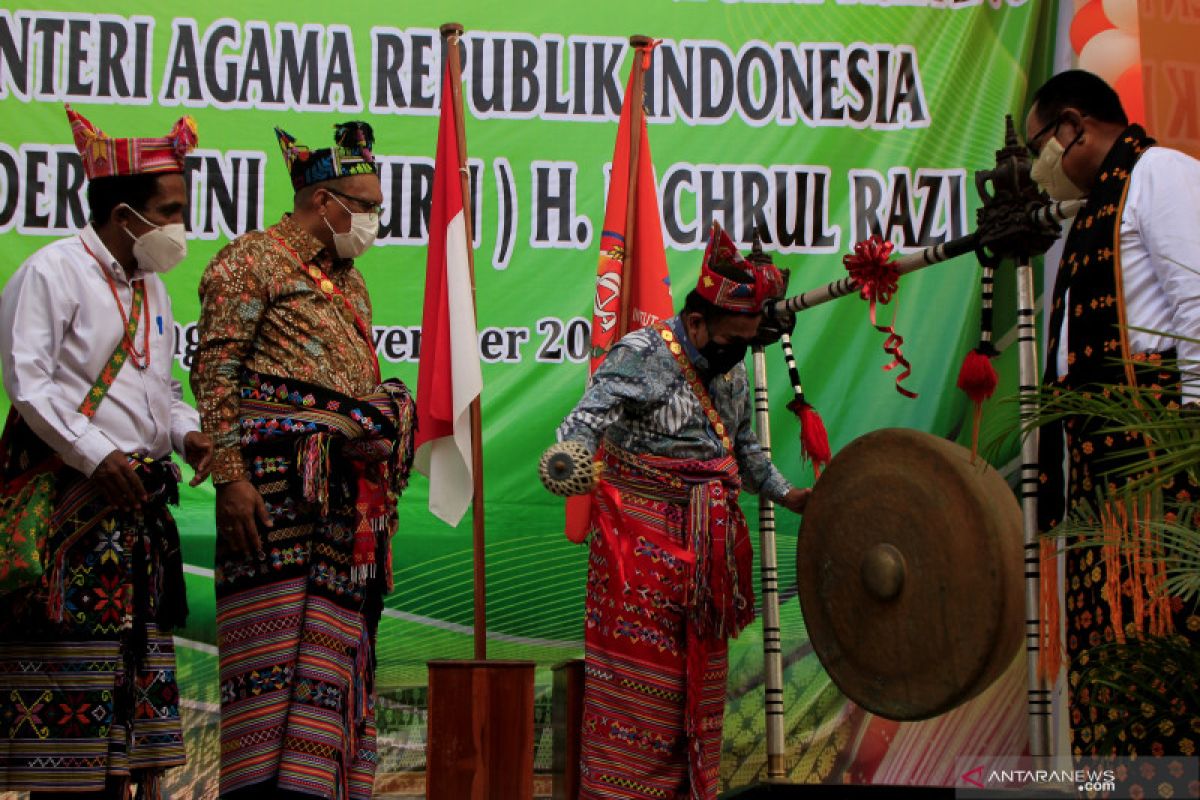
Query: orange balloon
1070,0,1115,55
1115,64,1145,125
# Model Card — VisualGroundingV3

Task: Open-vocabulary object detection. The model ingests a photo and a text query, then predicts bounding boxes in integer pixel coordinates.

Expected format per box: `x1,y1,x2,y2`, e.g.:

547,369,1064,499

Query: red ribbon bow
842,236,917,399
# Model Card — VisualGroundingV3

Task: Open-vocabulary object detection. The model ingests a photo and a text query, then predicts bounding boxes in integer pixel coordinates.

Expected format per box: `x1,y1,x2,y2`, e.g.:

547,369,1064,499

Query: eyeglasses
1026,116,1062,158
1026,112,1087,158
325,187,385,216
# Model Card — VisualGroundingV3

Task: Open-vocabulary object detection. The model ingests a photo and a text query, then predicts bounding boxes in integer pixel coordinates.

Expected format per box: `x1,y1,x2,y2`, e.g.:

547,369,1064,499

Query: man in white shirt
1025,70,1200,758
0,107,212,799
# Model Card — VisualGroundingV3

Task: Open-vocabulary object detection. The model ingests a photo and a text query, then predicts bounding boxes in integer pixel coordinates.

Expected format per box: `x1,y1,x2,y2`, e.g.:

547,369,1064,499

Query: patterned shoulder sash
652,322,733,453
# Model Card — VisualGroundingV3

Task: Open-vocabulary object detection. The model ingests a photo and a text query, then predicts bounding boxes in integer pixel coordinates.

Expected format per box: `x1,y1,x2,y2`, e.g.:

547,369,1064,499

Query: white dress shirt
0,224,199,476
1057,146,1200,402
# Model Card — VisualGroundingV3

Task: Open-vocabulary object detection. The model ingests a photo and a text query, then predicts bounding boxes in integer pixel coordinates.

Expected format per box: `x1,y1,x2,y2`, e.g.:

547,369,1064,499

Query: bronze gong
796,428,1024,721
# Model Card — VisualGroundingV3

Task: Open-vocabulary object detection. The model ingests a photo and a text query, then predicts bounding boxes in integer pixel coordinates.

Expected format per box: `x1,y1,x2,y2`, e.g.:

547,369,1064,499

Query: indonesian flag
415,59,483,527
565,44,674,542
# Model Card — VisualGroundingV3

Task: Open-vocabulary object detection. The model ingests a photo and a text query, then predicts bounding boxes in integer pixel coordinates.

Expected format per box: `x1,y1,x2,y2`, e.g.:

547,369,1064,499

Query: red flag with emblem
565,42,674,543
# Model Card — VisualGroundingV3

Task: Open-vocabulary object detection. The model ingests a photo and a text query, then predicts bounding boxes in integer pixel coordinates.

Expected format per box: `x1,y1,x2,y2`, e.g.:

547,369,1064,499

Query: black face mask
698,335,748,376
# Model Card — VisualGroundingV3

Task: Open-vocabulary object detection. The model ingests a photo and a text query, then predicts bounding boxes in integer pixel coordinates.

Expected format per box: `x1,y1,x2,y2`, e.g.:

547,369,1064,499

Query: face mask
324,193,379,259
698,329,748,376
121,206,187,274
1030,135,1086,201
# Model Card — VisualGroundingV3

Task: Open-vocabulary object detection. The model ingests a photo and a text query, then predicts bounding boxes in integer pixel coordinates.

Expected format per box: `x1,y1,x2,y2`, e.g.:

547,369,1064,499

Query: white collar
79,223,149,283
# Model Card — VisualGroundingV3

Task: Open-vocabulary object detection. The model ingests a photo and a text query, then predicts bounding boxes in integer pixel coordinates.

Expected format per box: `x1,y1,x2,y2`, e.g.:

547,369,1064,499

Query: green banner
0,1,1056,793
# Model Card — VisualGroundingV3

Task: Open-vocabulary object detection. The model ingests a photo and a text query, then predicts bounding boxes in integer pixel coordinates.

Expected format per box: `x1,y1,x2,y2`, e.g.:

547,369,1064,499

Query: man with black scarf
1027,69,1200,757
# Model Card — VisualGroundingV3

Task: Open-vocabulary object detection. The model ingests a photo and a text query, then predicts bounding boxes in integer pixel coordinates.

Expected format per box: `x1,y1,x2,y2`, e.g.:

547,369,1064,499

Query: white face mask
121,205,188,274
324,192,379,259
1030,136,1086,201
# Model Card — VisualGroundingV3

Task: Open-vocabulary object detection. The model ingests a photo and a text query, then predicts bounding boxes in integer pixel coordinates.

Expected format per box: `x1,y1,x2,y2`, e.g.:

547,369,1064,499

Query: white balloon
1101,0,1139,33
1078,29,1139,86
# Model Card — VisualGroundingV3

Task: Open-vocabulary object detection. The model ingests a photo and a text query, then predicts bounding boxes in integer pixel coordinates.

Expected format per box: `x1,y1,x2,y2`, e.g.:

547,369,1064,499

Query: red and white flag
415,58,483,527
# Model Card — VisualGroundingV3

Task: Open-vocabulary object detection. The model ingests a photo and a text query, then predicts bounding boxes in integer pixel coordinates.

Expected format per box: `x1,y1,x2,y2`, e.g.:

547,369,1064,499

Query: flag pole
617,35,653,335
440,21,487,661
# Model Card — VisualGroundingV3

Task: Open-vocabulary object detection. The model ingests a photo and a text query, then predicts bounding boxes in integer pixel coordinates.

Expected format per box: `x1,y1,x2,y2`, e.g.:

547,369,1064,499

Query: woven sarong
579,444,754,800
216,371,414,800
0,444,188,796
1038,126,1200,756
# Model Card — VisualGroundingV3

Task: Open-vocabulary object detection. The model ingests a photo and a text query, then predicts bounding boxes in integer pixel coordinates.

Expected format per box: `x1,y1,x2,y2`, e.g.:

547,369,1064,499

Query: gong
796,428,1023,721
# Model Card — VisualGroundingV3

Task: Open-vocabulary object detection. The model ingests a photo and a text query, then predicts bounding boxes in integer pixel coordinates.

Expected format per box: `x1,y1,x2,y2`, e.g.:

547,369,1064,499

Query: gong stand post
751,345,788,778
1014,255,1052,758
973,116,1061,759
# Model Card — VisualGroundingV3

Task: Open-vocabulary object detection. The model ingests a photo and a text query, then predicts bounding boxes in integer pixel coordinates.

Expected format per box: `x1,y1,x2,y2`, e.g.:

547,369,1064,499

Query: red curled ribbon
842,235,918,398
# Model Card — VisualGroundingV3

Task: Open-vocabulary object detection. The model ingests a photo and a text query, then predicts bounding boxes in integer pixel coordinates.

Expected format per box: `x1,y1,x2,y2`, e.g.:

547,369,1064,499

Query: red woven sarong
578,444,754,800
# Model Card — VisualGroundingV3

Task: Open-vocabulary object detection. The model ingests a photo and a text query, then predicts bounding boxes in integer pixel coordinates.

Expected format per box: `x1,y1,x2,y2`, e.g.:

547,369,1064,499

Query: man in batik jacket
191,122,415,800
556,223,809,800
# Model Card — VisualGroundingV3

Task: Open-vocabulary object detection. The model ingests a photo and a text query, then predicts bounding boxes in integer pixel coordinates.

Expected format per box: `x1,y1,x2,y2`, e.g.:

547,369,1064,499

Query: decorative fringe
689,490,714,635
960,253,997,460
334,120,376,155
351,463,390,587
1099,493,1176,646
342,625,373,800
168,115,199,159
299,433,332,516
1038,537,1062,682
956,346,998,461
134,769,163,800
787,397,831,479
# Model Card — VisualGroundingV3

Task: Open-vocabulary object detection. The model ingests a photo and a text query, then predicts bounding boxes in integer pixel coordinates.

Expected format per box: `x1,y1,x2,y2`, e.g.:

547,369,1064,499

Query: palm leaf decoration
994,332,1200,750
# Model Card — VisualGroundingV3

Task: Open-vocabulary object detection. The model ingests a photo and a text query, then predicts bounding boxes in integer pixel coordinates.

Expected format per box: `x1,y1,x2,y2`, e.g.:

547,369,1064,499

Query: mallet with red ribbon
770,195,1081,403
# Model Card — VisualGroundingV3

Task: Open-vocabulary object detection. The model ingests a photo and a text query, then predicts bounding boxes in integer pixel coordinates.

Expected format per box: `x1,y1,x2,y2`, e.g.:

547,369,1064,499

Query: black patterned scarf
1037,124,1157,533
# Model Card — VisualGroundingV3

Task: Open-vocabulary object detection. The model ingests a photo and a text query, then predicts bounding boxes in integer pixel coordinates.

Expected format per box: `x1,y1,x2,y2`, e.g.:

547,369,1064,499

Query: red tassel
956,348,998,462
351,463,389,586
956,348,998,404
788,398,831,479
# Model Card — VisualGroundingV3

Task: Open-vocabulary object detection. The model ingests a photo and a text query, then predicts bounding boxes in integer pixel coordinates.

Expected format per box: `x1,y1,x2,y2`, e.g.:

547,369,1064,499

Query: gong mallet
767,197,1082,317
779,331,831,479
539,441,597,497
